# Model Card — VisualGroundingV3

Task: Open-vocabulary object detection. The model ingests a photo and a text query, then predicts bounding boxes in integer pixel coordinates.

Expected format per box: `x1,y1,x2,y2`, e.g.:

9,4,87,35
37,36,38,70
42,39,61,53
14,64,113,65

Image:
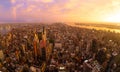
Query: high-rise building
33,33,39,61
40,27,47,61
0,50,4,61
34,26,53,62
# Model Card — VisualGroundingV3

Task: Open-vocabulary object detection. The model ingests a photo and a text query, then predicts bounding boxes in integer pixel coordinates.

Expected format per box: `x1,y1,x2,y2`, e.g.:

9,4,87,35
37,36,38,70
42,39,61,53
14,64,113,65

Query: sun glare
105,12,120,23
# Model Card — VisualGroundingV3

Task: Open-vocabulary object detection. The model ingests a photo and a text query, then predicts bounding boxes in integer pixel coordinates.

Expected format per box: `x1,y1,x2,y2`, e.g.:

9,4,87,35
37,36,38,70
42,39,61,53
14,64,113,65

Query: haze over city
0,0,120,23
1,0,120,72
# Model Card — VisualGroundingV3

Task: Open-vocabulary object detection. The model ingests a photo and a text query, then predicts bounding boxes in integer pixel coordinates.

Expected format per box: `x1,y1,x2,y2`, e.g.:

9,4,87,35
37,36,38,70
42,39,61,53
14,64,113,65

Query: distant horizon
0,21,120,25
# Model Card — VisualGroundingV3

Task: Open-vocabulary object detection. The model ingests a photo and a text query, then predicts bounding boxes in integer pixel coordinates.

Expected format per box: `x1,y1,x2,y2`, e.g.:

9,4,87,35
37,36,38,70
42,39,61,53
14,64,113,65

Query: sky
0,0,120,23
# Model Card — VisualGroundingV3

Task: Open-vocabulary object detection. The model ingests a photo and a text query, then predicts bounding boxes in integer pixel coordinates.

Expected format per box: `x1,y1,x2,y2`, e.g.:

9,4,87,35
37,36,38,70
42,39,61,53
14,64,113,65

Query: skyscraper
40,26,47,61
33,33,39,61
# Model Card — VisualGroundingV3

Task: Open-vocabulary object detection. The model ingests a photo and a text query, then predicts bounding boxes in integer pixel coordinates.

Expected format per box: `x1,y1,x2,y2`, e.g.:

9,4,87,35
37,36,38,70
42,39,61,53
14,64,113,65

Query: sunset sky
0,0,120,23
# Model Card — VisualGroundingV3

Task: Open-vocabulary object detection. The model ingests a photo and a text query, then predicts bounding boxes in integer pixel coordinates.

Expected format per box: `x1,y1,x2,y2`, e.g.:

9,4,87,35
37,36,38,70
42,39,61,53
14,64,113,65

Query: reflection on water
67,23,120,33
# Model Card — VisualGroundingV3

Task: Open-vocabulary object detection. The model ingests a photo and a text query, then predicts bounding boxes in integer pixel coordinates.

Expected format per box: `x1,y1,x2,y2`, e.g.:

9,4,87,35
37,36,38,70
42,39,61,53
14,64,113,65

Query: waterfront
67,23,120,33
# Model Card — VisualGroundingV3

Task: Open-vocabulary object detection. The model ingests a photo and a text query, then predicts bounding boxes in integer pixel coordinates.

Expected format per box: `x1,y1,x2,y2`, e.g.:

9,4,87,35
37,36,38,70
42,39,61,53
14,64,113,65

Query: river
66,23,120,33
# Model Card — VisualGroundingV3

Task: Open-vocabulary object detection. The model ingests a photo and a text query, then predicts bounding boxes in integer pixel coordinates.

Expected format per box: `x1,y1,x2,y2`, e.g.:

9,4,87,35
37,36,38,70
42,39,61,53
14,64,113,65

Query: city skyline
0,0,120,23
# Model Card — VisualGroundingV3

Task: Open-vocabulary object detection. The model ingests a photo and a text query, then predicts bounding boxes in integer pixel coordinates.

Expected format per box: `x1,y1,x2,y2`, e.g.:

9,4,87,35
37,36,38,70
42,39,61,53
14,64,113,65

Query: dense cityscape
1,0,120,71
0,23,120,72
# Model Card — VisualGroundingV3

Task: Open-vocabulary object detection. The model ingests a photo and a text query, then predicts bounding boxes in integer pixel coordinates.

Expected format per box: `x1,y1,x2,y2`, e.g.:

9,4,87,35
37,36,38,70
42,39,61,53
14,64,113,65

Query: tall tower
42,26,46,44
41,26,47,61
33,33,39,61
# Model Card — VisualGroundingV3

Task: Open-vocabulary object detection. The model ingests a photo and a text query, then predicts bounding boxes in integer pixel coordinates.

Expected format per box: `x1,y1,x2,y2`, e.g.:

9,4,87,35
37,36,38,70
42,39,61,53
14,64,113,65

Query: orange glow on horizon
1,0,120,23
103,11,120,23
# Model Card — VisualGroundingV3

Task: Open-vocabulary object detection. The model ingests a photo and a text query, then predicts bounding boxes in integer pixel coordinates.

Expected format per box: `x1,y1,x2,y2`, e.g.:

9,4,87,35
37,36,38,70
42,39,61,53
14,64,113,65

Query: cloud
40,0,53,3
64,0,79,9
1,0,117,23
11,0,16,4
12,7,16,19
23,0,53,3
26,5,36,12
0,5,2,9
11,3,23,19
